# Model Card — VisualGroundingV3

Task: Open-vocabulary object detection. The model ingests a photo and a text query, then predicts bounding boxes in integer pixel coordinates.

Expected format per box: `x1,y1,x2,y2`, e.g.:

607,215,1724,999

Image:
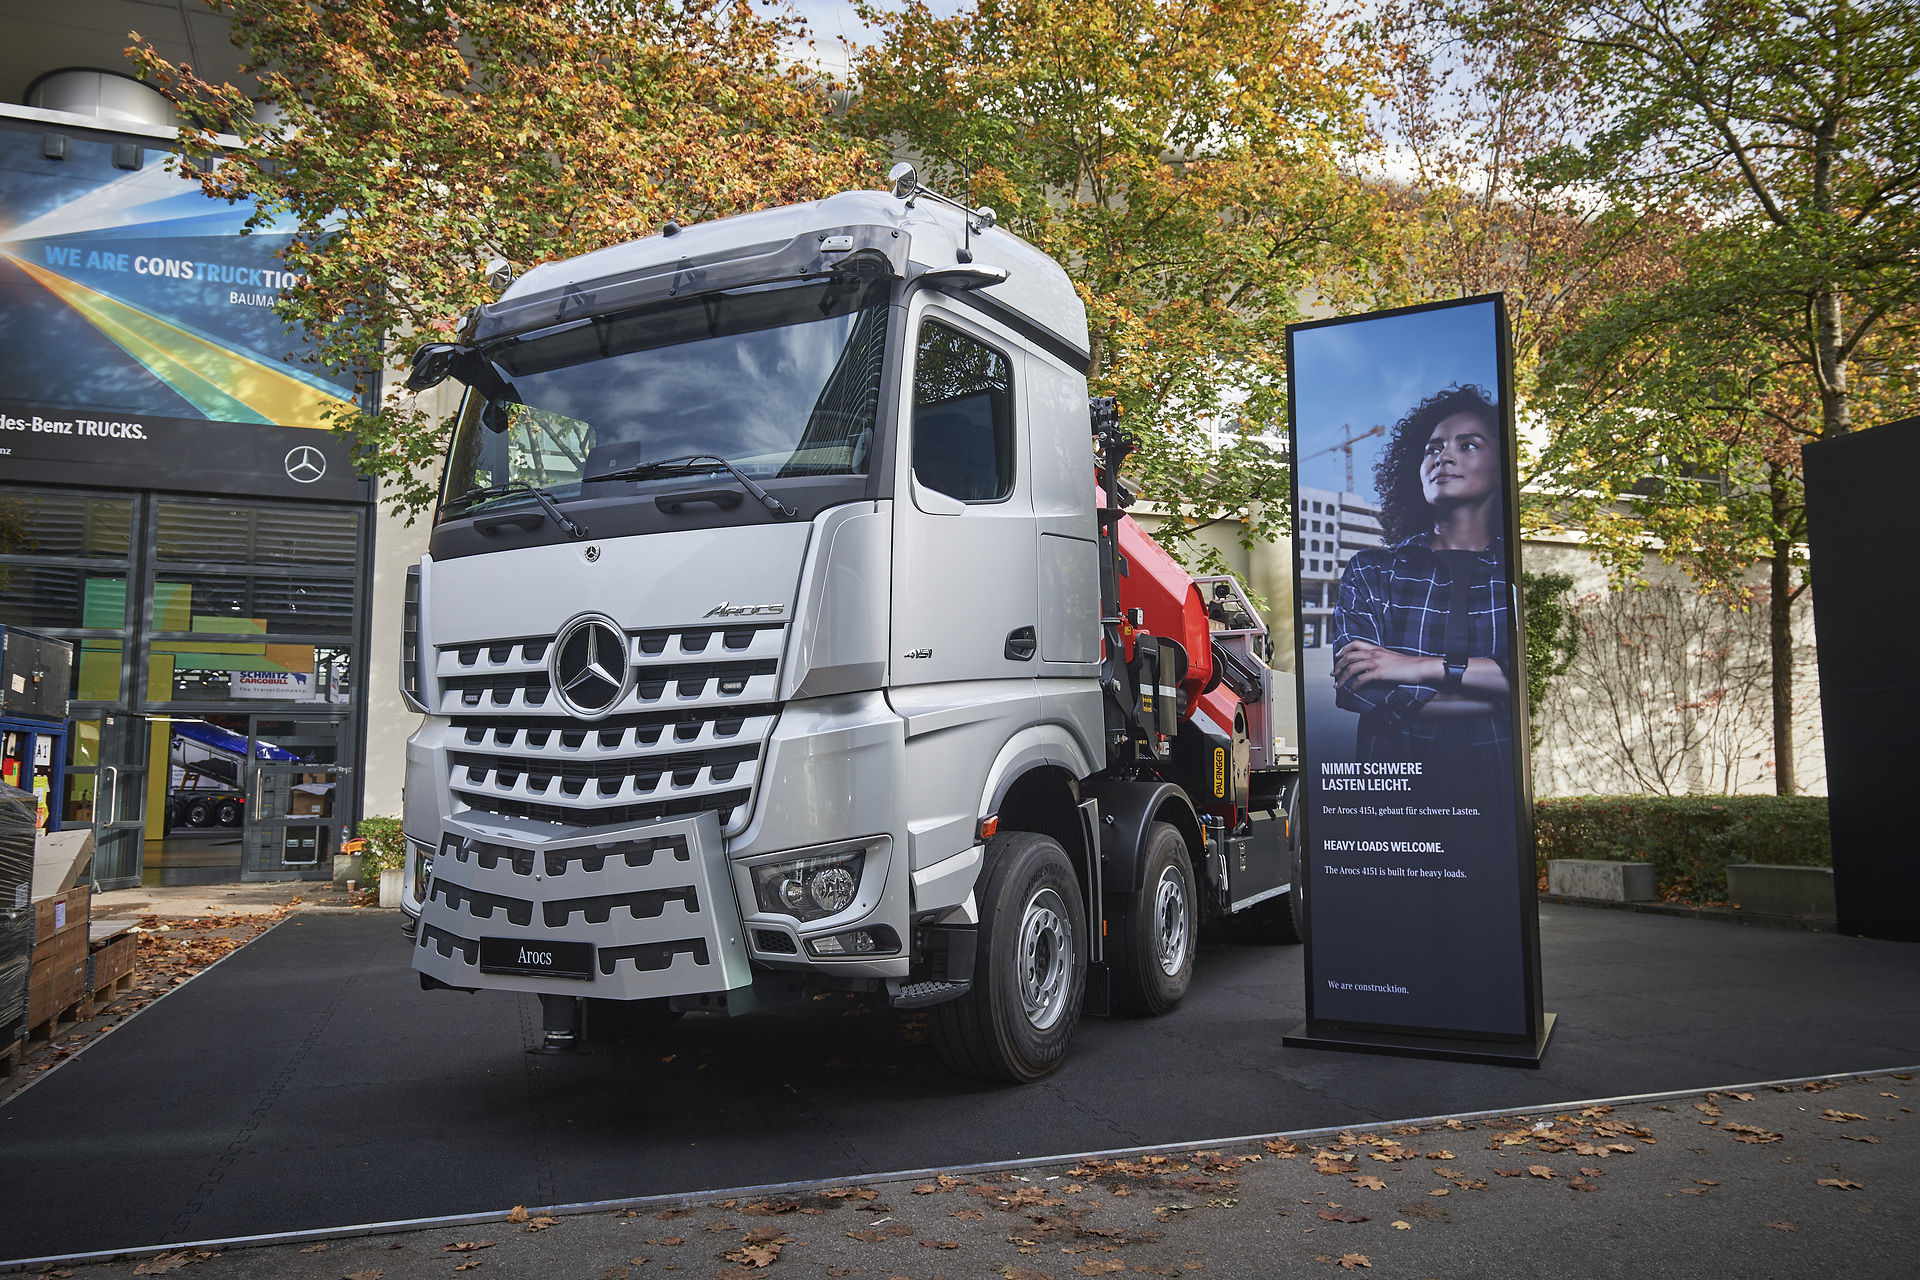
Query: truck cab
399,175,1298,1080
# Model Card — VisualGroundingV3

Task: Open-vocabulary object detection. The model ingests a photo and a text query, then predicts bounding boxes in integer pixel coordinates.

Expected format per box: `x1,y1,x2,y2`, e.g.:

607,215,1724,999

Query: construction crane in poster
1302,422,1386,493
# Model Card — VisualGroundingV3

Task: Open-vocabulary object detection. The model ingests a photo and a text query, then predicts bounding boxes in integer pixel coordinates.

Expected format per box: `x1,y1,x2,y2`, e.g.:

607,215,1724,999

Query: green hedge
353,815,407,883
1534,796,1830,903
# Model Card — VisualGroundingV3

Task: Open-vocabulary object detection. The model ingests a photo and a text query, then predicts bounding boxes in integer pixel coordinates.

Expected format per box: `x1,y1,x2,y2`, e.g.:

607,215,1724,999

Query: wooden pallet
0,1037,21,1079
85,971,136,1014
28,998,84,1043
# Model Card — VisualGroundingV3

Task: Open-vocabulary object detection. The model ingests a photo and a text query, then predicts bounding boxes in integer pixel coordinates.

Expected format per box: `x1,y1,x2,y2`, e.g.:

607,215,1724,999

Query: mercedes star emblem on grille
551,615,630,717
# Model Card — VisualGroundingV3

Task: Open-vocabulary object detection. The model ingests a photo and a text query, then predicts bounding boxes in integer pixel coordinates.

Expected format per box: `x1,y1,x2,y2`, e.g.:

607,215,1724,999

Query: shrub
354,815,407,883
1534,795,1830,903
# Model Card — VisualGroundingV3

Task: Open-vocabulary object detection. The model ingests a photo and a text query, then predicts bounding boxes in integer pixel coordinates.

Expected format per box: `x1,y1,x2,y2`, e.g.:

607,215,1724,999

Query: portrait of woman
1329,384,1514,776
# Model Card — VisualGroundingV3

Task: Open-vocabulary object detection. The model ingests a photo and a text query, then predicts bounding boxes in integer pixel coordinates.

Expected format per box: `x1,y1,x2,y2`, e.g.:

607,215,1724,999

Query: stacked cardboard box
26,826,94,1037
0,783,31,1048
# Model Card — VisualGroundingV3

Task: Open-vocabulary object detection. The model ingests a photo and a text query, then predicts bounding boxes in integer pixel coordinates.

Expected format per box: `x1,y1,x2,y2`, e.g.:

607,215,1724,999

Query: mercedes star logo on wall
285,445,328,484
551,615,631,718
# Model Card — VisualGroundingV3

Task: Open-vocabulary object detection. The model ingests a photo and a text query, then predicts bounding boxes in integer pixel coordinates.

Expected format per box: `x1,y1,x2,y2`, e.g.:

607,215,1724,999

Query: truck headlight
410,840,434,902
752,849,866,922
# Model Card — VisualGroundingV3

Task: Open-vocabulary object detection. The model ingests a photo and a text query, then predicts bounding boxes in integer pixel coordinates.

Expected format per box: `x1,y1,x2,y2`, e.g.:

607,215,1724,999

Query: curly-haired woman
1329,384,1514,772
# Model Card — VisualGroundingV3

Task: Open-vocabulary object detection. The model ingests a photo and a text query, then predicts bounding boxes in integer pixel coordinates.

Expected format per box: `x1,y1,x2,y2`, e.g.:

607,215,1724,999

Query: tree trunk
1814,288,1851,437
1769,471,1796,796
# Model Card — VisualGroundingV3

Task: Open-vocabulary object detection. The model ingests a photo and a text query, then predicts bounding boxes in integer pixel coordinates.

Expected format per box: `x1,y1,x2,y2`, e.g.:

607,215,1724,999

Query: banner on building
0,116,364,499
1282,294,1550,1064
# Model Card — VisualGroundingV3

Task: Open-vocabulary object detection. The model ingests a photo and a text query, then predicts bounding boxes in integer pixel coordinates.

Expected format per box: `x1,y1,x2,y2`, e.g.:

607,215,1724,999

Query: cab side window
912,319,1013,503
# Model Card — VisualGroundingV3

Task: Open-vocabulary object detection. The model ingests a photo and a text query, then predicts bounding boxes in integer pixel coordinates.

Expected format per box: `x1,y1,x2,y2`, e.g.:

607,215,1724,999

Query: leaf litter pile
119,1073,1908,1278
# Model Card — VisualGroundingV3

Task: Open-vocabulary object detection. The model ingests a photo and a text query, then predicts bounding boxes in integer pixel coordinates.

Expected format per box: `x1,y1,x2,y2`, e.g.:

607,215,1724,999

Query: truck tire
216,799,241,827
931,830,1086,1084
1110,822,1197,1016
185,797,215,828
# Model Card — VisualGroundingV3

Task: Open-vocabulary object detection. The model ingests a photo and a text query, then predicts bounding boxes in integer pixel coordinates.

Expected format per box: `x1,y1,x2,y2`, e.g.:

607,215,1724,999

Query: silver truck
398,167,1302,1082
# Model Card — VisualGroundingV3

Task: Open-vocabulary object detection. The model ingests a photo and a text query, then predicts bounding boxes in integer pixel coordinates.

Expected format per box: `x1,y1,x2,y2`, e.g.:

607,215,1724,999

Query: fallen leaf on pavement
1318,1208,1367,1223
1727,1092,1755,1101
1348,1177,1386,1191
741,1201,801,1216
1681,1188,1710,1196
1528,1166,1556,1180
722,1244,781,1268
1841,1134,1881,1144
1816,1179,1863,1190
300,1244,329,1253
1074,1262,1125,1276
1335,1256,1371,1270
455,1263,482,1273
913,1185,938,1195
1768,1223,1796,1232
131,1253,217,1276
1265,1140,1302,1157
703,1222,736,1234
1427,1189,1449,1197
524,1216,558,1232
655,1237,685,1247
445,1242,496,1252
920,1240,959,1250
509,1207,530,1224
1569,1178,1598,1192
1391,1222,1411,1231
1722,1124,1781,1144
952,1210,984,1220
657,1208,695,1219
1821,1110,1868,1122
1424,1150,1456,1161
742,1227,790,1246
1493,1169,1523,1178
1694,1103,1722,1117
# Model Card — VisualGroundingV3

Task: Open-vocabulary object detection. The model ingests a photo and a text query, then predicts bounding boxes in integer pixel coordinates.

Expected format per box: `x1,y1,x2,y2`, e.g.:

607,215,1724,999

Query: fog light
806,926,899,958
752,848,869,922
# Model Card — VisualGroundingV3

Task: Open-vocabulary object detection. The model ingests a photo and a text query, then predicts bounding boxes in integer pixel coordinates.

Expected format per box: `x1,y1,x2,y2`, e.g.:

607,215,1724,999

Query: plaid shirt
1331,533,1513,766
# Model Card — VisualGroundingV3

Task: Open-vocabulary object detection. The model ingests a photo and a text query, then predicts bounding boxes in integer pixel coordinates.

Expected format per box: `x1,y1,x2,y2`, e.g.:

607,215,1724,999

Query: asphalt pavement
1,905,1916,1264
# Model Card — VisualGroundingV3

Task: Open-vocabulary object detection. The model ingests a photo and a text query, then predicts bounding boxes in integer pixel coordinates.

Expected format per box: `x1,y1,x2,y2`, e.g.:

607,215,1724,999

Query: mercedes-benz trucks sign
1281,295,1551,1066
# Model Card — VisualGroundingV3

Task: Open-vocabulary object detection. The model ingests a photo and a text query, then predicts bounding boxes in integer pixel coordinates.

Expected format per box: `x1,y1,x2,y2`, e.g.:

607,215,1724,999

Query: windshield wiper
588,454,798,518
448,482,589,539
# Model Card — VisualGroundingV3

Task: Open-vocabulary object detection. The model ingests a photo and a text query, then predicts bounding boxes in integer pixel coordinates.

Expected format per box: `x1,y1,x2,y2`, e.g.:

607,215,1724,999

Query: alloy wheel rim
1154,864,1189,976
1017,887,1074,1031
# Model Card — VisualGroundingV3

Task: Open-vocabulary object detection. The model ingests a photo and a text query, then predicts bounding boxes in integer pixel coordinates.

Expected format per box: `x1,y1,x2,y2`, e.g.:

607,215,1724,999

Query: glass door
243,718,350,881
80,715,149,888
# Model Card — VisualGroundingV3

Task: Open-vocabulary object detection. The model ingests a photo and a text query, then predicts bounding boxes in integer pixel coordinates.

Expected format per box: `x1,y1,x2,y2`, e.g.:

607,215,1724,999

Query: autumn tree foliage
130,0,878,514
849,0,1402,577
1441,0,1920,794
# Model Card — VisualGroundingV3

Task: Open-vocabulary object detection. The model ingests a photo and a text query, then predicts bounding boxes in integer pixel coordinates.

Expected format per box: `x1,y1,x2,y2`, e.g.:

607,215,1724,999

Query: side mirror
406,343,464,392
481,398,514,434
889,161,919,200
914,264,1009,292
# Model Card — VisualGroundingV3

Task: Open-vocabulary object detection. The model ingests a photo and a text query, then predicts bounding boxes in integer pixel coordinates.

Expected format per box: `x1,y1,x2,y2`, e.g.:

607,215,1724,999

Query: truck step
890,978,972,1010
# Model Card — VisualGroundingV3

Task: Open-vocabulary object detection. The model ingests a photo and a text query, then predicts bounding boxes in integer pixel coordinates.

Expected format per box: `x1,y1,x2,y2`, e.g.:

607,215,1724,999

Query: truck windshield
440,278,890,519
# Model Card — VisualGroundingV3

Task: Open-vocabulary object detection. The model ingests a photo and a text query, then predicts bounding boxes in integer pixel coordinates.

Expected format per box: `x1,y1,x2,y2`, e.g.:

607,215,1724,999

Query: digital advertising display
1283,295,1548,1062
0,118,363,500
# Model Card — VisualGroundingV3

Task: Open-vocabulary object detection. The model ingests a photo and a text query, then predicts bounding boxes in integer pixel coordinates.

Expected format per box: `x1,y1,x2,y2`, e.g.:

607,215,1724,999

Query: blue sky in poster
1291,301,1500,501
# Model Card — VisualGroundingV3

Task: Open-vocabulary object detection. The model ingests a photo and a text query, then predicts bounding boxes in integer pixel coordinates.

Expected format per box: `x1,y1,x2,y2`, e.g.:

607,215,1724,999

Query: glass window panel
155,503,359,566
75,641,124,702
0,569,127,630
156,648,352,705
68,719,102,767
150,573,355,636
63,771,97,826
912,320,1014,503
0,490,133,559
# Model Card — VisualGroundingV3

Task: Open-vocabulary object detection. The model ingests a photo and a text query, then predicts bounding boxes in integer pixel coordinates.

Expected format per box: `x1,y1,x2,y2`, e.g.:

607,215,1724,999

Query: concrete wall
358,381,457,823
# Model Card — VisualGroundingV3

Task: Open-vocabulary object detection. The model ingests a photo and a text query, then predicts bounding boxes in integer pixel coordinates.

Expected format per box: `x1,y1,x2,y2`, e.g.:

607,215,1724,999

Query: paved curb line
1539,893,1837,932
0,915,292,1112
6,1061,1914,1273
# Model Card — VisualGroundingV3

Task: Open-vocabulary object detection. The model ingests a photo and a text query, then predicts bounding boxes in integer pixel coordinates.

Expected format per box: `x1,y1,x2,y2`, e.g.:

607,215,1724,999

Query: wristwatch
1442,653,1469,691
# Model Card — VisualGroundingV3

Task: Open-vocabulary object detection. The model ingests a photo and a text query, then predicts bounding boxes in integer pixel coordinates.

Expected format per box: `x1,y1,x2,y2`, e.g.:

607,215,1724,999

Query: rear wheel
216,799,241,827
185,797,214,828
1110,822,1197,1015
931,830,1086,1083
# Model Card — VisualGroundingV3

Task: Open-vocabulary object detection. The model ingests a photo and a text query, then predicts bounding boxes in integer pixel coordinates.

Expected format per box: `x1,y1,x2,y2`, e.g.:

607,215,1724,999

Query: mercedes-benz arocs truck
397,167,1303,1082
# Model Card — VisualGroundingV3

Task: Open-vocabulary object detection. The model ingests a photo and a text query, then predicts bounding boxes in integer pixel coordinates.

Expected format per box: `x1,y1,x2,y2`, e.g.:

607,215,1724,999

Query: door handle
1004,626,1037,662
99,766,118,826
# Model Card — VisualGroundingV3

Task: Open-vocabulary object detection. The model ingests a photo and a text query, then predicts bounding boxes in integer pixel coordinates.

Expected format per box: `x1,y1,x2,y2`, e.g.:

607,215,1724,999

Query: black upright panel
0,627,72,721
1803,415,1920,943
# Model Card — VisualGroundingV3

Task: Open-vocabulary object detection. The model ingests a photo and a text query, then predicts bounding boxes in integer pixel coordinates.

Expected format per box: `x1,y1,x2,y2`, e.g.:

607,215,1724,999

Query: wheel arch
1080,777,1201,896
979,725,1096,886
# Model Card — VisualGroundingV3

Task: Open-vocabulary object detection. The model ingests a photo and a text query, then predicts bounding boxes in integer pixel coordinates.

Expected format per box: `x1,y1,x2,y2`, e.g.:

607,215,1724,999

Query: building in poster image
1286,295,1543,1046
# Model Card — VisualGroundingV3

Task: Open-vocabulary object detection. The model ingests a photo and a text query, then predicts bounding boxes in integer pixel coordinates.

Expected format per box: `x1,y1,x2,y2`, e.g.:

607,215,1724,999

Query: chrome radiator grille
433,623,785,833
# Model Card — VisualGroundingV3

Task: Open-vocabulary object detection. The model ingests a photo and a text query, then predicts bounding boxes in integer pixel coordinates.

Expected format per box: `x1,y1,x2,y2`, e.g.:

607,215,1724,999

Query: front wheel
931,830,1086,1083
1110,822,1198,1016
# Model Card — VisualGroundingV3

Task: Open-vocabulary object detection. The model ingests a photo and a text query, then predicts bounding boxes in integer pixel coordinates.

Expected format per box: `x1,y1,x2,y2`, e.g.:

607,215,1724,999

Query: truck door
890,305,1038,688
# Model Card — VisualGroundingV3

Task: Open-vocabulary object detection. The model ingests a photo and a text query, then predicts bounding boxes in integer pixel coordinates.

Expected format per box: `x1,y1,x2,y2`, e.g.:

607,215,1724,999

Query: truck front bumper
412,810,753,1000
